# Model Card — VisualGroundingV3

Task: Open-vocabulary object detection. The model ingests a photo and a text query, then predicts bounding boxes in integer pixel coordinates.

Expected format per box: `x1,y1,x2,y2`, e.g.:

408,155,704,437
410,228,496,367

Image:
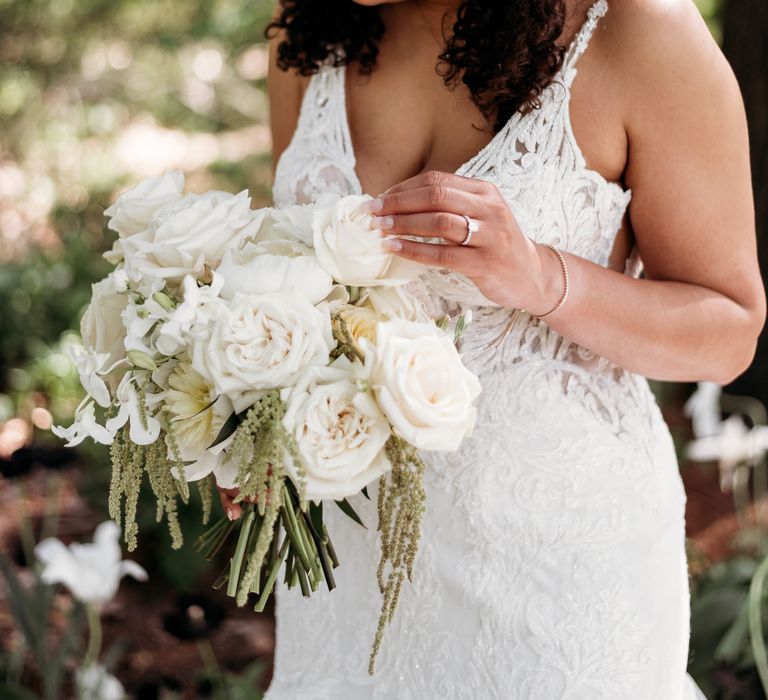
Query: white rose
260,204,314,246
218,238,333,304
359,284,430,323
281,356,391,500
190,292,334,413
123,191,267,285
312,194,422,286
363,318,481,451
104,170,185,238
80,271,130,369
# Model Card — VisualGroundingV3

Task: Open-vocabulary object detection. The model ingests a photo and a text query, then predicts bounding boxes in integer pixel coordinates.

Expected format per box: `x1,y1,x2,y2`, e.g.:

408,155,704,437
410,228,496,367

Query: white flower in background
218,238,333,304
80,270,130,371
52,402,114,447
104,170,185,238
105,373,162,445
362,319,482,451
312,194,422,286
190,292,334,413
683,381,723,438
76,664,126,700
165,359,232,456
686,414,768,467
69,346,112,408
34,520,147,606
122,190,267,285
281,356,391,500
155,273,225,356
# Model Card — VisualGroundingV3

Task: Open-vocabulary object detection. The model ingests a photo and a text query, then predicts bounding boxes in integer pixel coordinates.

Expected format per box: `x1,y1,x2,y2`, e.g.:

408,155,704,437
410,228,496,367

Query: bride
221,0,766,697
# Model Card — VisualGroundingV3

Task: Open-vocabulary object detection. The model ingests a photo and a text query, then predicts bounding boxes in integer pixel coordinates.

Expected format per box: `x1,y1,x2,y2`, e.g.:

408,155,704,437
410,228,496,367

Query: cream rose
281,356,391,500
123,190,267,285
312,194,422,286
104,170,185,238
335,303,379,348
358,284,430,323
363,319,481,451
217,238,333,304
190,292,334,413
80,271,130,370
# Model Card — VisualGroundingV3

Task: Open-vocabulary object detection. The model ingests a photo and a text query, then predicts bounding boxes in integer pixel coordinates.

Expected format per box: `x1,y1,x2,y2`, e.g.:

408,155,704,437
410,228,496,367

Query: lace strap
562,0,609,77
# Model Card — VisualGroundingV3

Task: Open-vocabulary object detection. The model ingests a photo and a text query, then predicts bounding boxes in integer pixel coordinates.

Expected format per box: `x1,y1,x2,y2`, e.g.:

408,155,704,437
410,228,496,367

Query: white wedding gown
266,2,708,698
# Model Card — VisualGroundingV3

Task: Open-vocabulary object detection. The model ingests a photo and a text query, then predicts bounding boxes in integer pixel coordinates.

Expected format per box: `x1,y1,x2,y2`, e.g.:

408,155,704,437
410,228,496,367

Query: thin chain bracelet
531,243,569,319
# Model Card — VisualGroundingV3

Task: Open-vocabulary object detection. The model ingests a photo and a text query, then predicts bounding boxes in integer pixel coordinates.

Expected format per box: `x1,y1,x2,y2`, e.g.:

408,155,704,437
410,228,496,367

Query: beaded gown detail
265,3,707,698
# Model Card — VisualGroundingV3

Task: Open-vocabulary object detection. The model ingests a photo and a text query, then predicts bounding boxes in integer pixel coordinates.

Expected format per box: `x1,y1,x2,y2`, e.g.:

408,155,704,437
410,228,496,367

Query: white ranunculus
312,194,422,286
76,664,126,700
34,520,147,606
190,292,334,413
281,356,391,500
218,238,333,304
80,271,130,370
104,170,185,238
122,190,267,285
362,319,481,451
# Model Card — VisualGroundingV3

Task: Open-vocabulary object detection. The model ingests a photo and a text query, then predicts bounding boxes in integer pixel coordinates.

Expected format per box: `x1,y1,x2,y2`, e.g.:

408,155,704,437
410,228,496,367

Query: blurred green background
2,0,768,698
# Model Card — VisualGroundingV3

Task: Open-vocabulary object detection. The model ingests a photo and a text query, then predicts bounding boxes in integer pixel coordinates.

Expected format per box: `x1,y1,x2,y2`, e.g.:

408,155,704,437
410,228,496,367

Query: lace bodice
266,3,706,698
274,0,645,432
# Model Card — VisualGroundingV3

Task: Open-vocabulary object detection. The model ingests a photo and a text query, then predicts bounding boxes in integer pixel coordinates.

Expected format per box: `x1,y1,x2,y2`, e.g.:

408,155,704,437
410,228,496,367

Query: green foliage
689,544,768,699
0,518,85,700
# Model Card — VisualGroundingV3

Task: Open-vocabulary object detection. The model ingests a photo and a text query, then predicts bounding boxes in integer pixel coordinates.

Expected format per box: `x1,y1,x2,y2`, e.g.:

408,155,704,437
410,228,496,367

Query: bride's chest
344,63,497,197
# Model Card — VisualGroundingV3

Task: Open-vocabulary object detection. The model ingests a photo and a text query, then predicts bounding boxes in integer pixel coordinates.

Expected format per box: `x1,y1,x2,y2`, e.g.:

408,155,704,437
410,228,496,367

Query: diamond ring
460,215,479,246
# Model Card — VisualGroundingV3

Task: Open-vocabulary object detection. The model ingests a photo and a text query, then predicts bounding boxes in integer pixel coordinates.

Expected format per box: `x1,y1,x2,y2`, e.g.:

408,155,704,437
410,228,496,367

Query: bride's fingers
378,170,487,197
217,486,242,521
372,211,476,245
364,185,479,218
382,237,482,274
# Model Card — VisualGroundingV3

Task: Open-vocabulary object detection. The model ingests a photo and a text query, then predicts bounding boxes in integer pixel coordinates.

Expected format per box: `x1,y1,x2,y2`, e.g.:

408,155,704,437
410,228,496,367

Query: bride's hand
216,468,272,521
361,170,563,315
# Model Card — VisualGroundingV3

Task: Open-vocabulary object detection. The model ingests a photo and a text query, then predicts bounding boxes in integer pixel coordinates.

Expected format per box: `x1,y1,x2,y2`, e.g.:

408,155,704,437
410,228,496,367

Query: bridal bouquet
53,171,481,672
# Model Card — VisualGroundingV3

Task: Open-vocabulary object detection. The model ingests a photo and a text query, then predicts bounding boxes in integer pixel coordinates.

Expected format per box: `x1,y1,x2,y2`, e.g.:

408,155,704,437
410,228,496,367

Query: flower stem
83,604,102,668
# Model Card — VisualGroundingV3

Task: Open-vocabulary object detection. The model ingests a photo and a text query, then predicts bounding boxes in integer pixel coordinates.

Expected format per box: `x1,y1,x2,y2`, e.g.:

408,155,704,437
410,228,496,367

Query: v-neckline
338,60,514,197
336,0,609,198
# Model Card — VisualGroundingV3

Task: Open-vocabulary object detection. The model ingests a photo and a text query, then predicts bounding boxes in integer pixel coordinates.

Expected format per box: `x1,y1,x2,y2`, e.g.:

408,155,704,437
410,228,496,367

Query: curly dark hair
264,0,567,133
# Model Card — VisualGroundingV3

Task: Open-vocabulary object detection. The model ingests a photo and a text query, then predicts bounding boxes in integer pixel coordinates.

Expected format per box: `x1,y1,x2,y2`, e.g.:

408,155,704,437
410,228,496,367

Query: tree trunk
721,0,768,406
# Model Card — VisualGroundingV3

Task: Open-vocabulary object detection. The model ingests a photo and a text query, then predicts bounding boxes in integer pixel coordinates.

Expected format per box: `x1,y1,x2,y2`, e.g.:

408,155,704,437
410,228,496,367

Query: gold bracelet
532,243,569,319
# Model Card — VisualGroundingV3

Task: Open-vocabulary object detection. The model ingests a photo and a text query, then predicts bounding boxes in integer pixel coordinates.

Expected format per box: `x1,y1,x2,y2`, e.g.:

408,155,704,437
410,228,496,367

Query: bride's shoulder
600,0,724,71
597,0,737,112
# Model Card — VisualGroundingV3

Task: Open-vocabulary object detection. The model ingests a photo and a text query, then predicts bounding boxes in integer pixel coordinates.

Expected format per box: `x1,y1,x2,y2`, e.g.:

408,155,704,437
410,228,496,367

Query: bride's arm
541,0,764,383
372,0,765,384
266,2,305,178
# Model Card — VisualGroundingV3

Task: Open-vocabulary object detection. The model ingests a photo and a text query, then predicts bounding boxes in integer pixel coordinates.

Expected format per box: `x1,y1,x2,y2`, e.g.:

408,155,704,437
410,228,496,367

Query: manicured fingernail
383,238,402,251
361,198,383,213
373,216,393,231
227,507,235,521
